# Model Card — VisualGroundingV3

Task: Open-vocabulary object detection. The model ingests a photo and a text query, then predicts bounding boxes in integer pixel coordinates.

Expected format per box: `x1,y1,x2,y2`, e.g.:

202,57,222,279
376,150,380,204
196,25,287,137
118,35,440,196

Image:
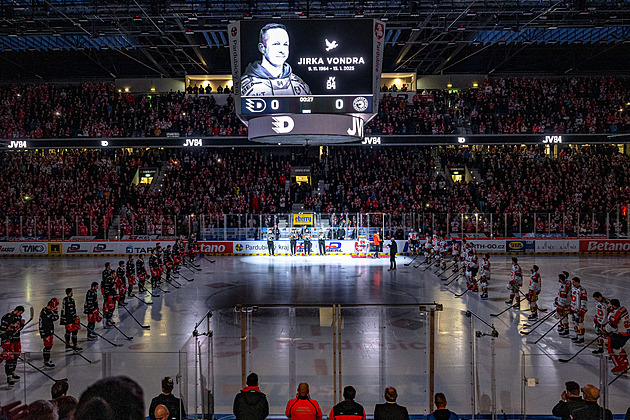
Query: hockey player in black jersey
60,288,82,351
188,233,199,263
164,245,174,282
84,282,101,340
116,261,128,306
149,249,160,289
101,263,117,328
0,306,25,386
39,298,59,367
126,255,136,297
136,255,147,293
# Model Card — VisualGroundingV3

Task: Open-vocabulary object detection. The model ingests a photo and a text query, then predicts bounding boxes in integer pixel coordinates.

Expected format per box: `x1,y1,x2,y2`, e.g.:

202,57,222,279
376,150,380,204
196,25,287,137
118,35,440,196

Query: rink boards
2,238,630,257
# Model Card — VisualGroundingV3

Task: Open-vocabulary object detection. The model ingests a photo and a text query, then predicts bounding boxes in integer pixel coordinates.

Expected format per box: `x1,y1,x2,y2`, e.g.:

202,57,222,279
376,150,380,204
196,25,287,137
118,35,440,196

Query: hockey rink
1,254,629,417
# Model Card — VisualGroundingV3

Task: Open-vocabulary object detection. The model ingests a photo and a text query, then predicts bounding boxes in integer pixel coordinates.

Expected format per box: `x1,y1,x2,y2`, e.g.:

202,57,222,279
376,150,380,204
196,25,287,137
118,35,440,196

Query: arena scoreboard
229,19,385,121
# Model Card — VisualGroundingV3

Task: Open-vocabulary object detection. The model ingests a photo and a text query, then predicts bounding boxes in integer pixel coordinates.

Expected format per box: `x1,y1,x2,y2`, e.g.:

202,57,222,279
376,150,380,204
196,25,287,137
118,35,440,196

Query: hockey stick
121,305,150,329
404,254,419,266
608,365,630,385
413,261,428,268
183,262,201,272
52,333,100,364
133,294,153,305
178,272,194,282
95,311,134,339
490,303,520,317
445,274,460,286
519,311,556,335
185,262,202,271
143,286,160,298
80,323,123,347
455,287,472,298
112,324,134,340
168,276,182,286
422,263,434,272
203,256,216,263
153,282,170,294
17,357,67,382
526,316,566,345
436,263,455,275
557,337,600,363
518,290,548,312
441,269,461,282
162,277,180,289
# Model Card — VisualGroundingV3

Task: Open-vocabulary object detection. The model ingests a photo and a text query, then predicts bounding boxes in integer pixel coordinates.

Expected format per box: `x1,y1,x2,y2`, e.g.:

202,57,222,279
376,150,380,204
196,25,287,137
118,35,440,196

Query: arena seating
1,145,629,239
1,76,629,140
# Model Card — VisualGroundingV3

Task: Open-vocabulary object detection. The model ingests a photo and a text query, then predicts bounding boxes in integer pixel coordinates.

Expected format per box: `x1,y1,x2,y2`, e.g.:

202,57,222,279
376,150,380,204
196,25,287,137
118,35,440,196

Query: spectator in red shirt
285,382,323,420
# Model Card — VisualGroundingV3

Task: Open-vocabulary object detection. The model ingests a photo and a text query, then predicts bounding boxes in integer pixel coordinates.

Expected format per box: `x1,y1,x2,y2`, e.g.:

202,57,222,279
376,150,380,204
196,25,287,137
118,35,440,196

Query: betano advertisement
2,239,630,256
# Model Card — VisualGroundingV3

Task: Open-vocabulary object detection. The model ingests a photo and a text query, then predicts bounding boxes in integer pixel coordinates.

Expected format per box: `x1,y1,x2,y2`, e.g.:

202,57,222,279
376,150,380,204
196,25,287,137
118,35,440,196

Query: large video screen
229,19,385,118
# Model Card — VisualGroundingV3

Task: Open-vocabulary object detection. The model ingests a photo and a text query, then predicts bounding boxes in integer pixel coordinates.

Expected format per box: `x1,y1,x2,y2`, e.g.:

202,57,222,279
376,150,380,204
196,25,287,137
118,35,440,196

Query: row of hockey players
0,236,198,387
266,227,330,256
411,233,630,375
412,234,492,300
552,270,630,374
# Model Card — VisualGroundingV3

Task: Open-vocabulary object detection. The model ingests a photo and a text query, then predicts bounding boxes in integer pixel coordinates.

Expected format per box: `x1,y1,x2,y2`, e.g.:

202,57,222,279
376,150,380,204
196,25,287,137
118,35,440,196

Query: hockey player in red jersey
527,265,542,321
603,299,630,373
451,240,460,272
506,257,523,307
592,292,611,354
555,273,571,337
569,277,588,344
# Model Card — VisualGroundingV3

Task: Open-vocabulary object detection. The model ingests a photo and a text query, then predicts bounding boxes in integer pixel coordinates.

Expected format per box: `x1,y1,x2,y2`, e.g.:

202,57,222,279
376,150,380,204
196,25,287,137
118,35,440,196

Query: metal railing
1,210,628,241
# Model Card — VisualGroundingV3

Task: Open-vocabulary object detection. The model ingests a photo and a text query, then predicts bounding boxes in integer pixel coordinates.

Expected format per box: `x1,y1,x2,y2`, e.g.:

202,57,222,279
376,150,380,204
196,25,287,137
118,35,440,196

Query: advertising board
579,239,630,253
535,240,579,253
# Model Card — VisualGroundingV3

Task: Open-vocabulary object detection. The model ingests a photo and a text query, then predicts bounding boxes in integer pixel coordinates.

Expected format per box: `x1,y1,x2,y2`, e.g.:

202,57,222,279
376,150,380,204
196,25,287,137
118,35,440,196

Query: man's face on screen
259,27,289,68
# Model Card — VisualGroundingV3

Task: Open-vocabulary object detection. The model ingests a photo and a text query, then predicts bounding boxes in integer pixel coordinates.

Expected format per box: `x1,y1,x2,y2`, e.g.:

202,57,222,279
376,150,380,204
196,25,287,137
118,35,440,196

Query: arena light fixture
151,87,156,92
447,83,453,88
124,87,129,92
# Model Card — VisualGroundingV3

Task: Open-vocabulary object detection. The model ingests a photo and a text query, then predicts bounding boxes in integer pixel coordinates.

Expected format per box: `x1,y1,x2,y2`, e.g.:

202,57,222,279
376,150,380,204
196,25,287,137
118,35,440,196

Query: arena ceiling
0,0,629,80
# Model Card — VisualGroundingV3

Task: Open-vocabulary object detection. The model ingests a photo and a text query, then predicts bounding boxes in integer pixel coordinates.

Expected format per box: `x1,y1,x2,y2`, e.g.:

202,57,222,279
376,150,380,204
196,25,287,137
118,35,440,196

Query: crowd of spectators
1,144,630,239
0,83,246,139
2,373,628,420
369,76,630,135
0,148,160,239
1,76,629,140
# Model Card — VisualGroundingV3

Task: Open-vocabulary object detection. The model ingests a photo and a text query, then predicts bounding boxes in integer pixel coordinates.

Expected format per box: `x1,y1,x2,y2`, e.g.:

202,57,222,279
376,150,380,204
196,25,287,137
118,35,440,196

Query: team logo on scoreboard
271,116,295,134
353,97,369,112
245,98,266,113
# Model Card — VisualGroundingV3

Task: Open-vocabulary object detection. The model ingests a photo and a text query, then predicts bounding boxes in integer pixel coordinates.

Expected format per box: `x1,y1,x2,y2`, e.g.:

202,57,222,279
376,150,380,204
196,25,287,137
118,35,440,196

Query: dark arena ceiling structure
0,0,629,80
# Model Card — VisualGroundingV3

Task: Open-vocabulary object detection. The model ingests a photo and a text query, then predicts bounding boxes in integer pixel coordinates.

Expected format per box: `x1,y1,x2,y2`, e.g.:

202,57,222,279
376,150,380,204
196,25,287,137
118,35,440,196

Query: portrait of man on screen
241,23,311,97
